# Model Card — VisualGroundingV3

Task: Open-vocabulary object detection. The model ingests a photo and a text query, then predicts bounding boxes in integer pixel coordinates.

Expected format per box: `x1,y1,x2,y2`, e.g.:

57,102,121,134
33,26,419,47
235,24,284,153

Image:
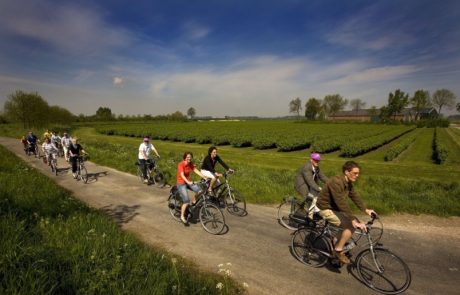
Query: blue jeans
138,159,155,179
177,183,201,204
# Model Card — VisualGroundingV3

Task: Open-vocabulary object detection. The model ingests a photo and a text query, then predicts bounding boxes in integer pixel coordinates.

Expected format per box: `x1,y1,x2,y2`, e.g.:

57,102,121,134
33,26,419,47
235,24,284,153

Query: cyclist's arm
216,155,230,171
328,180,356,220
193,167,206,180
151,144,160,158
302,164,321,192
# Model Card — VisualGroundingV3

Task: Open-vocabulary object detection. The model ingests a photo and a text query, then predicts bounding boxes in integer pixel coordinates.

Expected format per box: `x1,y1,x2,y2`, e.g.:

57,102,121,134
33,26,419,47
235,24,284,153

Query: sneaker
334,250,350,264
181,216,189,226
143,179,149,184
72,173,77,179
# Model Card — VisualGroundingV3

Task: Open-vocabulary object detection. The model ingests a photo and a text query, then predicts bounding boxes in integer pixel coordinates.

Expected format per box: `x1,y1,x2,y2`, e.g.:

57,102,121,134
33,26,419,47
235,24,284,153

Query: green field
2,122,460,216
0,145,243,294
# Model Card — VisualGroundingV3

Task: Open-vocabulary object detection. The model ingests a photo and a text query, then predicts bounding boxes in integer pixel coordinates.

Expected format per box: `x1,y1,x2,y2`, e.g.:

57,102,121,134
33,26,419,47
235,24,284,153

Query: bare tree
349,98,366,111
432,89,456,115
289,97,302,118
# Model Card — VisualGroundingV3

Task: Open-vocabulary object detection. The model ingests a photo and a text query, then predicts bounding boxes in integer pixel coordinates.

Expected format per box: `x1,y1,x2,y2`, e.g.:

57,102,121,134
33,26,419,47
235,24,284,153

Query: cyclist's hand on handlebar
352,219,368,233
228,168,234,173
365,209,377,218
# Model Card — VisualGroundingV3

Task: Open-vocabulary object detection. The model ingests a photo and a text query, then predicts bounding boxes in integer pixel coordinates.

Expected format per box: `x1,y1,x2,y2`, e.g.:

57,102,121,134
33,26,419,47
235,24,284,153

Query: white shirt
61,136,72,147
43,142,58,154
138,143,156,160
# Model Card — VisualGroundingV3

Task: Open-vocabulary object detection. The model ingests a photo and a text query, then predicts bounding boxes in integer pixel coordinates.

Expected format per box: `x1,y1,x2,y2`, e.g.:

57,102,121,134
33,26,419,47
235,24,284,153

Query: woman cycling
200,146,233,195
68,138,87,179
177,152,206,225
42,137,59,170
138,136,160,184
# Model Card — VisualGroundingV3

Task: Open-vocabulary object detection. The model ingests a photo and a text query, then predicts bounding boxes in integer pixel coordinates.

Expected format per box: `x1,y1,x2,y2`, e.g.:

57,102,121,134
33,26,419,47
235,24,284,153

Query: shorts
318,209,354,231
177,183,201,204
200,169,216,179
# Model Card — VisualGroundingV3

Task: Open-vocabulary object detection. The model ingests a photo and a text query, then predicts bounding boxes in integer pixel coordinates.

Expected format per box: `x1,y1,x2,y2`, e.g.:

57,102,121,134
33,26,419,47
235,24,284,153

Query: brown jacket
316,175,366,221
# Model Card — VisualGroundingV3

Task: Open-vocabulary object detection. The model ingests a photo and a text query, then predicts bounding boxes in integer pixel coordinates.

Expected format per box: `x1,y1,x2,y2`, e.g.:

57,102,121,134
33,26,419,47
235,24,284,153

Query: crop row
432,128,448,164
95,121,415,156
384,129,420,161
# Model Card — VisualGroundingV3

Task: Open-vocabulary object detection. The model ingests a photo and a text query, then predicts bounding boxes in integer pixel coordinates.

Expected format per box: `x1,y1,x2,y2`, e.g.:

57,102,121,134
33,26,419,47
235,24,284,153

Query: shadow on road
100,204,140,225
85,171,109,184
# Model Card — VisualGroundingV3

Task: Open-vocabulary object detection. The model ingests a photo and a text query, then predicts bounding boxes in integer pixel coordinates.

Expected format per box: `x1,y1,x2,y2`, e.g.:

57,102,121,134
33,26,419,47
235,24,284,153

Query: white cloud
182,21,211,40
113,76,124,86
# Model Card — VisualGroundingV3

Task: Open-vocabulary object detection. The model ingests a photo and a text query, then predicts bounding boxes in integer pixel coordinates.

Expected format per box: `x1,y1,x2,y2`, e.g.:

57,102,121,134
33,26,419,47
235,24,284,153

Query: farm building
330,107,437,122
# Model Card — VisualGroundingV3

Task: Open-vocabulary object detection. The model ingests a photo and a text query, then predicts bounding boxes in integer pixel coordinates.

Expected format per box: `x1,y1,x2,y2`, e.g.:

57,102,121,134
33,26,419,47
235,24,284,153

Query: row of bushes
384,129,420,161
432,128,448,164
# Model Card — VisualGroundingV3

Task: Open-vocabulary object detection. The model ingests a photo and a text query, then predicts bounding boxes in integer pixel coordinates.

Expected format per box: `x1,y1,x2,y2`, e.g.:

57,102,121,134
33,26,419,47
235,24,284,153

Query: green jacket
316,175,366,221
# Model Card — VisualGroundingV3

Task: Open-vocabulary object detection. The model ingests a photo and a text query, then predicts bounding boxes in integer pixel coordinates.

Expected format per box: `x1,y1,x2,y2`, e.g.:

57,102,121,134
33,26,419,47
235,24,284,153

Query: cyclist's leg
201,169,216,194
139,159,148,180
177,184,191,221
70,156,78,177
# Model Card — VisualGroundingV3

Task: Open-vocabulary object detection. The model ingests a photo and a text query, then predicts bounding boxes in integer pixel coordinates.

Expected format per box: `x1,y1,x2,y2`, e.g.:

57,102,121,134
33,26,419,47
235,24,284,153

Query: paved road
1,137,459,295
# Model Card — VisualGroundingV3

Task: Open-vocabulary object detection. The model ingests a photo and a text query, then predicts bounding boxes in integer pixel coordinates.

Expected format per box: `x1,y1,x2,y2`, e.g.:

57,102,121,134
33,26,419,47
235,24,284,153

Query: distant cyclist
138,136,160,184
43,129,51,141
316,161,376,264
177,152,206,225
294,152,328,216
51,131,61,147
42,137,59,170
26,131,39,155
68,138,87,179
61,132,72,162
200,146,233,195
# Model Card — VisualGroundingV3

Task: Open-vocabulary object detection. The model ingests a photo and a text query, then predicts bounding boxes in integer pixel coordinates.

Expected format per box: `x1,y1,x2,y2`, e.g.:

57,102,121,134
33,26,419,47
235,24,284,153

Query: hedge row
432,128,448,164
384,129,420,161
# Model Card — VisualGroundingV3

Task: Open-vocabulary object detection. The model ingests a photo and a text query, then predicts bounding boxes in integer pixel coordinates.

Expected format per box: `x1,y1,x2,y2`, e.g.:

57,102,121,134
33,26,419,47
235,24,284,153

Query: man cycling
200,146,233,196
61,132,72,162
316,161,376,264
42,137,59,171
138,136,160,184
26,131,39,155
294,152,328,217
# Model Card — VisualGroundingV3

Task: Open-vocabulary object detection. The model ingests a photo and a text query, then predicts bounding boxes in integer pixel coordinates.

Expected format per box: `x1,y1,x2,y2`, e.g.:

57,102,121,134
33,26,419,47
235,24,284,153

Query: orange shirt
176,160,195,184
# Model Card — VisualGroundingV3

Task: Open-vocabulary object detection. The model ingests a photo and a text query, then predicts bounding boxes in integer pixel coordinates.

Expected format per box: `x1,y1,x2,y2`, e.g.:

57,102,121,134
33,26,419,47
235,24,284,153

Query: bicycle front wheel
356,248,411,294
199,203,225,235
225,188,247,216
291,228,330,267
154,171,165,186
137,166,144,183
168,194,182,222
278,198,303,230
79,166,88,183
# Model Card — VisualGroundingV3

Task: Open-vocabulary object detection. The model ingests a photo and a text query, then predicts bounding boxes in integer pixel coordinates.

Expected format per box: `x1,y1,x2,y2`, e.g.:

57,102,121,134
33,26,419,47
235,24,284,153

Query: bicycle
45,153,58,176
136,157,165,187
168,179,226,235
212,171,247,216
291,214,411,294
278,194,320,230
75,154,88,183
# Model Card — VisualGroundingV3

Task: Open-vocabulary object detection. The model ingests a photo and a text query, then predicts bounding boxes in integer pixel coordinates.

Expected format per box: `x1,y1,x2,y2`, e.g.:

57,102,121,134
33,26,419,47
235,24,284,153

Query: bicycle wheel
356,248,411,294
199,203,225,235
79,166,88,183
168,194,182,222
137,165,144,183
225,188,247,216
291,228,330,267
278,197,305,230
34,145,40,158
154,171,165,186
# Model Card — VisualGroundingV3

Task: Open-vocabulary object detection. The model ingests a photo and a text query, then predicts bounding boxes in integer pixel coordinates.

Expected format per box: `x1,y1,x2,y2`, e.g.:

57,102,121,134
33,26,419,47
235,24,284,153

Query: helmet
310,153,321,161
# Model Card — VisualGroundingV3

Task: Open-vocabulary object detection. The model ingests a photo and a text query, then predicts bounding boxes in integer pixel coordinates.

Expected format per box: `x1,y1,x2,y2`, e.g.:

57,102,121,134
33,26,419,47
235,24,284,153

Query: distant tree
368,106,379,116
432,89,456,115
304,98,322,120
48,105,75,125
4,90,49,128
411,90,431,120
322,94,348,117
385,89,409,120
170,111,187,121
187,107,196,119
349,98,366,111
289,97,302,118
95,107,114,121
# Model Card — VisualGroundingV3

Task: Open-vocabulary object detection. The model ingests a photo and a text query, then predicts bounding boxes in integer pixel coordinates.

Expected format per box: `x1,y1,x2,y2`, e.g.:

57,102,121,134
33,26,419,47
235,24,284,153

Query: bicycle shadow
100,204,140,225
85,171,109,184
55,166,71,175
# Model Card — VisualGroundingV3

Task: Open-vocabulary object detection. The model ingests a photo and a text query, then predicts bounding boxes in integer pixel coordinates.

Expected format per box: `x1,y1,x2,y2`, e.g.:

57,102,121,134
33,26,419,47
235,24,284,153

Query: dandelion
218,263,224,268
102,233,106,238
172,285,177,291
218,269,226,273
225,269,231,276
226,262,232,266
243,282,249,288
216,282,224,290
87,229,95,234
90,255,95,260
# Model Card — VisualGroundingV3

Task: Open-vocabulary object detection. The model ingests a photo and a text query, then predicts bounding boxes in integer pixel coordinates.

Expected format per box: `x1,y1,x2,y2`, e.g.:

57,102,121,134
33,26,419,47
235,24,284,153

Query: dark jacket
316,175,366,221
294,161,328,195
201,155,229,173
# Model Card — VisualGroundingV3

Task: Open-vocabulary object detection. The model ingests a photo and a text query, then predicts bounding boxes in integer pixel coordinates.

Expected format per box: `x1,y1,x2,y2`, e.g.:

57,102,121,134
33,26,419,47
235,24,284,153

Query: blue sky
0,0,459,117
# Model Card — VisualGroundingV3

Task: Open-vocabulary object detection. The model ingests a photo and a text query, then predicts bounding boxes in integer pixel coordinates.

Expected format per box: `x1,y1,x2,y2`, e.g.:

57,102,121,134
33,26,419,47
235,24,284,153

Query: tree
349,98,366,111
432,89,456,115
385,89,409,120
289,97,302,118
95,107,114,121
4,90,49,128
411,90,431,120
187,107,196,119
304,98,322,120
322,94,348,117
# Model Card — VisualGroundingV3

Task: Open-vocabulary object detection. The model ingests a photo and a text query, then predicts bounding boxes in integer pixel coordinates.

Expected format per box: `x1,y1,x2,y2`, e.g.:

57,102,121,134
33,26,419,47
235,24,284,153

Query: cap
310,153,321,161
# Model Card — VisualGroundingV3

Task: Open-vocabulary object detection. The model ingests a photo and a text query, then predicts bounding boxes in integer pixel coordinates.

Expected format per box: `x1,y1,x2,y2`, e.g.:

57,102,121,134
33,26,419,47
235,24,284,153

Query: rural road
1,137,459,295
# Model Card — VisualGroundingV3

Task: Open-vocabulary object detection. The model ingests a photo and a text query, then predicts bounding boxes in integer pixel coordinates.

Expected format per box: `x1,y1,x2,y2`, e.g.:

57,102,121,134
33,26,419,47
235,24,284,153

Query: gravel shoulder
1,137,459,295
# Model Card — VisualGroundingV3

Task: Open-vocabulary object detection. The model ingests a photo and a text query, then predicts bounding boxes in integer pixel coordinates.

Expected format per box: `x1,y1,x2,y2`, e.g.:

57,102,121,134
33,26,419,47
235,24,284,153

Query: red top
177,160,195,184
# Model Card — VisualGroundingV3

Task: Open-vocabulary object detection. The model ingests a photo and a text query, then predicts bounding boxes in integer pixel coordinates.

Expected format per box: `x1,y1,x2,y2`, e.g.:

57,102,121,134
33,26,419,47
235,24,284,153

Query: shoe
181,216,189,226
72,173,77,179
334,250,350,264
143,179,149,184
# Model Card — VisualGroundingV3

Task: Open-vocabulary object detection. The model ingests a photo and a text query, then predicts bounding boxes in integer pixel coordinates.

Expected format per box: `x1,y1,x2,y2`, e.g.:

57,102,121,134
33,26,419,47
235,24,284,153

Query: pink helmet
143,137,149,142
310,153,321,161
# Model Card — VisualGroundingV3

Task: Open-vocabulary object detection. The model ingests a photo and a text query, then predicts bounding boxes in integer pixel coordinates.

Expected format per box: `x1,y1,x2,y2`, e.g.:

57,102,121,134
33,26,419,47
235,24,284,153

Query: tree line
289,88,458,121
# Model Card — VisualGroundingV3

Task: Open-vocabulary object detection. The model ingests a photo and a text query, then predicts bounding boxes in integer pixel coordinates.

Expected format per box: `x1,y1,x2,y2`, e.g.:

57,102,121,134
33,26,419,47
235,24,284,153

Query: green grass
0,145,244,294
437,128,460,165
397,128,434,164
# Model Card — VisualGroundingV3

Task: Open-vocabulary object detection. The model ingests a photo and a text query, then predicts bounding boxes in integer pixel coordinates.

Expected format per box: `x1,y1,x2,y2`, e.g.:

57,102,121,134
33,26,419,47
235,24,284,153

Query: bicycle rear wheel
291,228,330,267
168,194,182,222
199,203,225,235
356,248,411,294
225,188,247,216
278,197,305,230
154,171,165,186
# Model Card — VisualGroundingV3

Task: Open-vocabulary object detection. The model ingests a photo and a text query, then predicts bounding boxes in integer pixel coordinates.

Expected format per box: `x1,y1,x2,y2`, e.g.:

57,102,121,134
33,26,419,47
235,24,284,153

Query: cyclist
26,131,39,155
294,152,328,217
177,151,206,225
20,136,28,151
200,146,233,196
61,132,72,162
68,138,87,179
316,161,376,264
43,129,51,141
138,136,160,184
42,137,59,171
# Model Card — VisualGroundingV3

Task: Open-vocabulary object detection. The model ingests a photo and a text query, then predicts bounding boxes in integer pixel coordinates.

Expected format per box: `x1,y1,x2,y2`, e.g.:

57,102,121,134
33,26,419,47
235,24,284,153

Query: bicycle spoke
199,204,225,235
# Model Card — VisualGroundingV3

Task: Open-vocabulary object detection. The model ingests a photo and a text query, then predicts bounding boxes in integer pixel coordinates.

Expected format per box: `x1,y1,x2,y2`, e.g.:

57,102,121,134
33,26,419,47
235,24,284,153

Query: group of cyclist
294,153,377,264
21,130,87,179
